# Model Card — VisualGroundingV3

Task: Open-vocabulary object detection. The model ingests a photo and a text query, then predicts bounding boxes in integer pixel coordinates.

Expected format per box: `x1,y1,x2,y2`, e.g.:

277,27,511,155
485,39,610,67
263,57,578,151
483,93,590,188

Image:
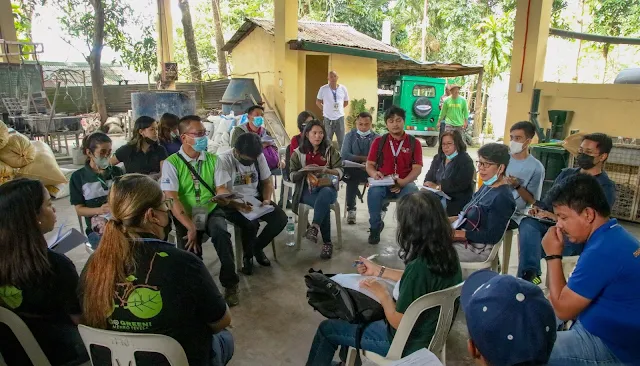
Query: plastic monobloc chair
0,306,52,366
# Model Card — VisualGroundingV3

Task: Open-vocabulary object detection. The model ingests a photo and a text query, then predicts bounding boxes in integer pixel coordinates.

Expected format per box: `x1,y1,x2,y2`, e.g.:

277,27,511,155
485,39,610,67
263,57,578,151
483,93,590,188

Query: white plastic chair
0,306,52,366
297,202,343,249
501,228,517,275
280,180,296,210
460,208,517,275
344,282,463,365
78,324,189,366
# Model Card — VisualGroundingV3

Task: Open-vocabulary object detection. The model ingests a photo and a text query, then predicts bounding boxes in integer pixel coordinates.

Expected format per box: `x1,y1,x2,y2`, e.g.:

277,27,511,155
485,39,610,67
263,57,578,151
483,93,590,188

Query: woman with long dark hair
306,191,462,365
80,174,234,366
158,112,182,155
290,120,343,259
0,178,88,365
110,116,168,176
423,130,475,215
70,132,124,248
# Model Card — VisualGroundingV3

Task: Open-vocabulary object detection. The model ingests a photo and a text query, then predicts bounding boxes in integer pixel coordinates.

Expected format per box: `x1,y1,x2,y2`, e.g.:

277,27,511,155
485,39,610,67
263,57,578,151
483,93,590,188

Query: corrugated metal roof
23,61,148,86
223,18,398,54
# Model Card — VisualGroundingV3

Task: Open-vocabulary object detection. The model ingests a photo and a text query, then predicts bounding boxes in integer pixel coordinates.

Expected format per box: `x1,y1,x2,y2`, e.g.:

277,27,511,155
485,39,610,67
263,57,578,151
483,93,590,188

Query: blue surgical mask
253,116,264,127
483,174,499,186
356,129,371,137
192,136,209,152
445,151,458,160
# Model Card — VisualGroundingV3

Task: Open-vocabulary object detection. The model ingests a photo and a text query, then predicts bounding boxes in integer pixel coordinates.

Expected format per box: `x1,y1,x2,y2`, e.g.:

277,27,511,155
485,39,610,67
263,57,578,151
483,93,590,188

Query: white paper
367,176,395,187
388,348,443,366
343,160,366,169
331,274,397,303
236,195,275,220
451,214,467,229
420,186,451,200
47,227,87,254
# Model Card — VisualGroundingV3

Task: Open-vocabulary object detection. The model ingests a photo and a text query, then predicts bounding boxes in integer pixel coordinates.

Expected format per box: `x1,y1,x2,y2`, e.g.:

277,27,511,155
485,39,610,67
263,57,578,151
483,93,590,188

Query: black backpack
375,133,417,170
305,269,385,364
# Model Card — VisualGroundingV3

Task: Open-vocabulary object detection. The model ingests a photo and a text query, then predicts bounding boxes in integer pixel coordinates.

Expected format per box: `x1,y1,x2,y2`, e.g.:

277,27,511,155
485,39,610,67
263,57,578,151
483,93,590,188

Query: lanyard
462,186,493,217
187,160,204,204
330,86,338,103
389,138,405,176
95,170,110,190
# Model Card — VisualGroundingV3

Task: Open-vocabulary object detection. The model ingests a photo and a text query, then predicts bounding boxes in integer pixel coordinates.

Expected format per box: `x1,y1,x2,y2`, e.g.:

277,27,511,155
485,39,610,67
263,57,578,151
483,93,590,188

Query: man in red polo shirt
366,106,423,244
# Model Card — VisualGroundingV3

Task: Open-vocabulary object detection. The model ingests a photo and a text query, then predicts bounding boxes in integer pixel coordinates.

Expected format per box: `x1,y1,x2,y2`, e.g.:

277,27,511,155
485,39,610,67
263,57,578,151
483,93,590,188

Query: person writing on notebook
366,106,423,245
517,133,615,284
305,191,462,365
214,133,287,275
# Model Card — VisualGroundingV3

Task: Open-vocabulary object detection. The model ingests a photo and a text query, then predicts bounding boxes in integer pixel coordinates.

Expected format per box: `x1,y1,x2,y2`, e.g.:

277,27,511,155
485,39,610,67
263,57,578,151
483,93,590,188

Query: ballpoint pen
353,254,379,267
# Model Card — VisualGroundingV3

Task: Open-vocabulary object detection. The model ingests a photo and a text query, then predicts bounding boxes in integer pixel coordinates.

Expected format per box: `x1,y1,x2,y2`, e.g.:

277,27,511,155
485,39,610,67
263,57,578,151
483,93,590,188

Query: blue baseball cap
461,270,557,366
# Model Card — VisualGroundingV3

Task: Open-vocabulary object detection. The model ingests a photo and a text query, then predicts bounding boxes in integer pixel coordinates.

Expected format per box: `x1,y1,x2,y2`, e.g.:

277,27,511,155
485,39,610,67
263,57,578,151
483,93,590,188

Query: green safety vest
166,152,218,215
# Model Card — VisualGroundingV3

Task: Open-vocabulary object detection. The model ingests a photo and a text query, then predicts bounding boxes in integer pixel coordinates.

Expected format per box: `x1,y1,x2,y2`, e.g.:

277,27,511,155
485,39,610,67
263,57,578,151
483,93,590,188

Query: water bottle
285,215,296,247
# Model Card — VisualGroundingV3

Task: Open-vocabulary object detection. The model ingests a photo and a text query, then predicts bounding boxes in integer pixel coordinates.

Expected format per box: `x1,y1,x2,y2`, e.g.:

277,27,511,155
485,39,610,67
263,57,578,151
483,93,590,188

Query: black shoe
255,251,271,267
224,285,239,307
368,228,381,245
522,270,542,285
241,257,254,275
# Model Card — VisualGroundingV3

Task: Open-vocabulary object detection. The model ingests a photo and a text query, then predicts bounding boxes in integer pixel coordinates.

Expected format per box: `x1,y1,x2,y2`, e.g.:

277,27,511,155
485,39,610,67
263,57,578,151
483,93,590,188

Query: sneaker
224,285,239,307
305,224,319,243
241,257,253,276
368,222,384,245
320,243,333,259
347,210,356,225
522,270,542,285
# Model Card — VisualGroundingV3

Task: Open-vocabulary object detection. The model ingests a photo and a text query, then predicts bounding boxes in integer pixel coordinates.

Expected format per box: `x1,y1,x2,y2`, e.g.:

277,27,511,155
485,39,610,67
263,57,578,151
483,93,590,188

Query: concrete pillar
503,0,552,142
274,0,300,136
0,0,19,63
156,0,176,89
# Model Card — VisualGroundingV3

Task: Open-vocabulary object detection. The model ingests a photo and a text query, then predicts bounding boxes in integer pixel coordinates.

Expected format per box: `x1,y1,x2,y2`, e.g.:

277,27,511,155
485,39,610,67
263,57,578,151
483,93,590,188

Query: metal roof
23,61,148,86
223,18,398,54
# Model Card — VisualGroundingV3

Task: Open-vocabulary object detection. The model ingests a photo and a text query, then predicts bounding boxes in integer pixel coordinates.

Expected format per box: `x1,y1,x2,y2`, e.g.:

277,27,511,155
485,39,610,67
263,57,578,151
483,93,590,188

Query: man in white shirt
316,70,349,149
214,133,287,276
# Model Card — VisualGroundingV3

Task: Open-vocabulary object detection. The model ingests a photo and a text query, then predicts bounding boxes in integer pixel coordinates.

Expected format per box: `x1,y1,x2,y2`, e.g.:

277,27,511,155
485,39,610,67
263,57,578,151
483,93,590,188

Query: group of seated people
1,104,638,366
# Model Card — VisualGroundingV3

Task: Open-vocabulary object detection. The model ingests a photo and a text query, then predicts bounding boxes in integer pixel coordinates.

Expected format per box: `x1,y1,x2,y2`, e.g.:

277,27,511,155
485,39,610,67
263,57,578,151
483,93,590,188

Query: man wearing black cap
462,270,557,365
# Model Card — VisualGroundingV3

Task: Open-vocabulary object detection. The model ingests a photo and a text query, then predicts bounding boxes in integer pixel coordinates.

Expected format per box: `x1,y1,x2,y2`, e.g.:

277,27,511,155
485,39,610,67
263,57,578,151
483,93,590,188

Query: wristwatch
544,254,563,261
377,266,386,278
514,184,521,190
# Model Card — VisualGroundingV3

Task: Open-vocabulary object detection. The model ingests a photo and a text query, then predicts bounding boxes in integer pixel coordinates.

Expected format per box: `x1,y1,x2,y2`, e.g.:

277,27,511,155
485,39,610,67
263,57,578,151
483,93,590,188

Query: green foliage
301,0,388,40
117,26,157,81
345,98,375,130
173,1,219,81
484,120,494,136
474,13,512,83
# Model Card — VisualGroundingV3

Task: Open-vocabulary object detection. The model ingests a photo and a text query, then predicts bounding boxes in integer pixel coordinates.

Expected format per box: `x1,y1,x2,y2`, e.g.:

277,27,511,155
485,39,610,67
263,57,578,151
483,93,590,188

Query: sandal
305,224,320,243
320,242,333,259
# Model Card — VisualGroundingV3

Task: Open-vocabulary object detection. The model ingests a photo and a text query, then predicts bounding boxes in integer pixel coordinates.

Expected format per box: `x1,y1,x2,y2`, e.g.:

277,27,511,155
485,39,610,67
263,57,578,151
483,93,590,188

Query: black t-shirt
0,250,81,365
79,234,227,366
115,142,168,175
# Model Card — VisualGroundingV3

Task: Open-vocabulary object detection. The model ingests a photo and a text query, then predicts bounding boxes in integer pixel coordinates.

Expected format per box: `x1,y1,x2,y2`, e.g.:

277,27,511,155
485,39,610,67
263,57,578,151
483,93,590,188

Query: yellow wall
229,27,276,112
229,29,379,138
535,82,640,139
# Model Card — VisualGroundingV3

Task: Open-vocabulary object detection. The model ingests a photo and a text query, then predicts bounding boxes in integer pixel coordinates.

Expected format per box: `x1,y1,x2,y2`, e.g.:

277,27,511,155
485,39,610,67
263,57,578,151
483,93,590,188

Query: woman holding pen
305,191,462,365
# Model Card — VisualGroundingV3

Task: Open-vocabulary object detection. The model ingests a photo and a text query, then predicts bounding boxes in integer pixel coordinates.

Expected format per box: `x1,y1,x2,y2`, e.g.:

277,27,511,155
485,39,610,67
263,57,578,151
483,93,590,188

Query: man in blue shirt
542,174,640,365
340,112,378,224
517,133,616,283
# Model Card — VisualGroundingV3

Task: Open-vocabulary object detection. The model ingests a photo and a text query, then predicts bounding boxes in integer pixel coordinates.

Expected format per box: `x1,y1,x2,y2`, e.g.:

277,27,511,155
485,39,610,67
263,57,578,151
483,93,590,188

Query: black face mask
576,153,597,169
238,158,255,166
144,137,157,145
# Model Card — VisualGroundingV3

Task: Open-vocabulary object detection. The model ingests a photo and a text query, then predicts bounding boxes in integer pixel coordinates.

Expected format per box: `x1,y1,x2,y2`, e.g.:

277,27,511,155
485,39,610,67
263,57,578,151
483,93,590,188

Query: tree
174,1,218,80
211,0,228,77
55,0,138,123
178,0,202,82
118,27,157,88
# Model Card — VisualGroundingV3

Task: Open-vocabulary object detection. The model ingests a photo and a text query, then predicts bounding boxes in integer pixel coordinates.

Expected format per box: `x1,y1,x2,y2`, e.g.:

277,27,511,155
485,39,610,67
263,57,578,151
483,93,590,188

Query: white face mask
510,141,524,154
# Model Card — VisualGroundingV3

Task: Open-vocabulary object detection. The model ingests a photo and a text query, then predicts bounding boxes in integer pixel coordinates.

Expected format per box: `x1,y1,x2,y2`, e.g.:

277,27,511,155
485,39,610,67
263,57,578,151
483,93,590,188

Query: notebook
367,176,395,187
47,227,87,254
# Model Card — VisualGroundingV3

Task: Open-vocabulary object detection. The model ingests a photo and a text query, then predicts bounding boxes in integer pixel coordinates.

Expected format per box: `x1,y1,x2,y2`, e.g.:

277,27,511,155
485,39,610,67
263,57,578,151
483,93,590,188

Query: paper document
421,186,451,200
47,227,87,254
300,165,326,172
367,176,395,187
524,214,556,225
235,195,275,220
451,214,467,229
388,348,443,366
331,274,397,303
213,192,242,201
343,160,366,169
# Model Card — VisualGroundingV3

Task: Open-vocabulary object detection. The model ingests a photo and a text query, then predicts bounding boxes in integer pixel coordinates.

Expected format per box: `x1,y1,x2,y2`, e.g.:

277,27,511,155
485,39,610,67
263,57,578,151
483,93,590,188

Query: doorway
305,55,329,120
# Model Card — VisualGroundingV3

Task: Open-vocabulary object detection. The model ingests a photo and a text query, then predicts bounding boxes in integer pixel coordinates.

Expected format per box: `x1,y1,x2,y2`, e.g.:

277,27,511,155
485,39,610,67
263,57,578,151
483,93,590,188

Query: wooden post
473,69,484,138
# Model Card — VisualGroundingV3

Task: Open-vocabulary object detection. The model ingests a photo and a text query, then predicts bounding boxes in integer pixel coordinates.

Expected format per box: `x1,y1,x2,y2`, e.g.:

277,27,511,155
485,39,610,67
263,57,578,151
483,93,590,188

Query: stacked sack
0,120,69,191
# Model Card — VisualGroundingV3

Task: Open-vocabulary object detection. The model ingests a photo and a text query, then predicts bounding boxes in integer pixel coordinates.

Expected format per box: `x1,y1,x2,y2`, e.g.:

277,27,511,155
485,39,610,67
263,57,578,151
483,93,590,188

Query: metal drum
220,78,263,115
131,91,196,122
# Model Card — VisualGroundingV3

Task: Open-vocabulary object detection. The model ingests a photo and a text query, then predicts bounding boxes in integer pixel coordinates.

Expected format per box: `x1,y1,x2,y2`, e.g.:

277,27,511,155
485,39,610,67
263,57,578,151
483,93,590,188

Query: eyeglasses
476,161,498,169
184,131,207,137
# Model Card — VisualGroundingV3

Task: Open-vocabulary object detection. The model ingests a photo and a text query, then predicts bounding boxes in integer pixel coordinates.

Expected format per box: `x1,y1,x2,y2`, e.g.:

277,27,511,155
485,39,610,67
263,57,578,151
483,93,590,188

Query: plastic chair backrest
78,324,189,366
385,282,463,360
0,306,52,366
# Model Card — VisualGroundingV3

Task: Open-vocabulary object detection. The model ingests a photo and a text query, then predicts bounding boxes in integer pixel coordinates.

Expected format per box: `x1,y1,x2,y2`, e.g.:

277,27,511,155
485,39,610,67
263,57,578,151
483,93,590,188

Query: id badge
192,206,208,231
333,102,340,111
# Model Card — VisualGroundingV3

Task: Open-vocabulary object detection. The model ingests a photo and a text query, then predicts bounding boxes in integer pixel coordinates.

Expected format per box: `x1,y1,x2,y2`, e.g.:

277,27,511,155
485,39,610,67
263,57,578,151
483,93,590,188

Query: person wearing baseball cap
461,269,557,365
438,84,469,139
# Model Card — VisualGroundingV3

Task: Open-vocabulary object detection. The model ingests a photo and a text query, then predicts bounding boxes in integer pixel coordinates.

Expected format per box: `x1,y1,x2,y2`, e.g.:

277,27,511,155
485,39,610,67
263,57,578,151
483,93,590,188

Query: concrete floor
50,142,640,366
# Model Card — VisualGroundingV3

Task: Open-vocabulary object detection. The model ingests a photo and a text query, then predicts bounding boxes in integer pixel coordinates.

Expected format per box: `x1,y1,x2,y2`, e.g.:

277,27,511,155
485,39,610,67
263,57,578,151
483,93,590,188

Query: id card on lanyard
331,87,339,111
389,138,405,179
188,161,208,231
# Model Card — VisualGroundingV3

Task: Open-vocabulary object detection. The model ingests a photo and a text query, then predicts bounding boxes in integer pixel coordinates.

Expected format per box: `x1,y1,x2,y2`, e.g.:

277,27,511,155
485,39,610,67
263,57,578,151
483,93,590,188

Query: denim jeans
323,116,346,149
517,217,584,277
548,321,622,365
211,330,235,366
367,183,419,230
302,186,338,243
344,168,369,211
221,203,287,258
306,319,391,366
